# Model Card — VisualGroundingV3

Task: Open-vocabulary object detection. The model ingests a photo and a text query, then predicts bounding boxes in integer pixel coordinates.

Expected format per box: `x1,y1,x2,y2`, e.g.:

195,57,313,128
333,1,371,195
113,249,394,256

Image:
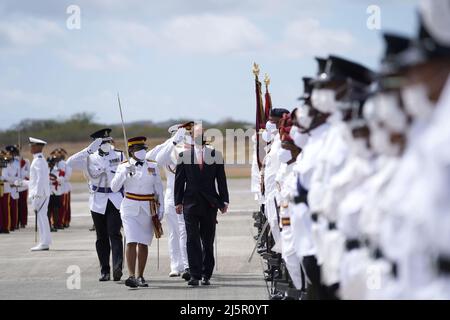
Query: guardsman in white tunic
147,123,190,278
2,146,20,231
278,116,305,291
66,128,124,282
263,108,290,254
26,137,52,251
111,136,164,288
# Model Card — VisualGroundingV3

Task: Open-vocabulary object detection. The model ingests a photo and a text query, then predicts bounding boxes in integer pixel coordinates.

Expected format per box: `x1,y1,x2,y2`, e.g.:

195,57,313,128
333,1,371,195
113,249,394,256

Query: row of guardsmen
251,0,450,300
0,145,72,234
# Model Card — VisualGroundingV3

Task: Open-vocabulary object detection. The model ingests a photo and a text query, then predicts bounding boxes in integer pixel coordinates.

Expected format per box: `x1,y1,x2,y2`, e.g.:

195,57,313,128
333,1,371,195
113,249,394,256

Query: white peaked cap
420,0,450,46
168,124,181,134
28,137,47,145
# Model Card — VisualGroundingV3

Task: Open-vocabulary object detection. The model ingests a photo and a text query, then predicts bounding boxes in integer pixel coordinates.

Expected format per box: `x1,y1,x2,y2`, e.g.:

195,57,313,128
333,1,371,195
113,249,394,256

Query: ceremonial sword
117,93,128,264
248,219,269,263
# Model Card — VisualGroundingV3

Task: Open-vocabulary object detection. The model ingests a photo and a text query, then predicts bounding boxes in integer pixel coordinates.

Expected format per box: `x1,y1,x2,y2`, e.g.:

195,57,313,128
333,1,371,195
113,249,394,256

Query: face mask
265,121,277,133
401,83,433,119
296,106,313,129
100,143,111,153
262,130,273,142
370,127,400,157
133,149,147,161
290,126,308,148
277,148,292,163
311,89,336,114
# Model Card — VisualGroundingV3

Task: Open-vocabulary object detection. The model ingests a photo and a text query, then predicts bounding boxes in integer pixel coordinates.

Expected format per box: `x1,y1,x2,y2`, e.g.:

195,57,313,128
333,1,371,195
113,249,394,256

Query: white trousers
36,197,51,246
265,193,282,253
165,204,188,272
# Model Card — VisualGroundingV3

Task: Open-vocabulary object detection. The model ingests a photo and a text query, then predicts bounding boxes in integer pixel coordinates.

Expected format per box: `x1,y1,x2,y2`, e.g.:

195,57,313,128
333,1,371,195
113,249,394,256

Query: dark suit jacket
175,146,229,213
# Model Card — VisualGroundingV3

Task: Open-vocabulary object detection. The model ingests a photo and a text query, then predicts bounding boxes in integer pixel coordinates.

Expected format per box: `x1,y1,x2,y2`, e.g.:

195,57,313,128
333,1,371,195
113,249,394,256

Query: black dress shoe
99,273,110,281
50,227,58,232
125,276,138,288
137,276,149,287
113,269,123,281
201,278,210,286
182,269,191,281
188,279,199,286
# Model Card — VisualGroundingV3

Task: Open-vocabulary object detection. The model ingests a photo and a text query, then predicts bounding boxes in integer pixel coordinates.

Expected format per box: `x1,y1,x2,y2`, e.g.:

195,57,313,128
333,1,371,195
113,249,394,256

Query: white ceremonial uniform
279,162,303,289
2,159,20,200
149,138,189,273
111,158,164,245
263,133,283,253
331,144,375,298
67,148,124,214
291,123,329,261
308,119,350,267
28,153,51,246
49,163,65,196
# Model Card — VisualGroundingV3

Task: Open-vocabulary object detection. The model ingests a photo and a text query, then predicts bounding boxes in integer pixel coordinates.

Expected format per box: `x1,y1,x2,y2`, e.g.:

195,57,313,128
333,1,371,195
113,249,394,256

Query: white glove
173,127,186,145
125,163,136,176
87,138,103,154
13,180,23,187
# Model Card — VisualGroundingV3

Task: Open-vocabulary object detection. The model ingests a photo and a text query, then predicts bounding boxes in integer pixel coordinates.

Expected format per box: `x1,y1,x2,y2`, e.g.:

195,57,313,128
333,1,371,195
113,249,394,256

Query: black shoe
125,276,138,288
113,269,123,281
201,278,210,286
188,278,199,286
50,227,58,232
99,273,110,281
257,246,267,254
137,276,149,287
182,269,191,281
270,292,284,300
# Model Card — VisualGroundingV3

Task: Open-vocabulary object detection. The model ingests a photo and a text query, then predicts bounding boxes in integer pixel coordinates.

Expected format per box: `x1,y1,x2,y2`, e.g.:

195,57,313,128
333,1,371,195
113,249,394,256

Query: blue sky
0,0,419,130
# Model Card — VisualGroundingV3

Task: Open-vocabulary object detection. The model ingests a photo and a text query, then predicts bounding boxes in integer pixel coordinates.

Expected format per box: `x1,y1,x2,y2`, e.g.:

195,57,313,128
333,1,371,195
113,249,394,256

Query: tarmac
0,179,268,300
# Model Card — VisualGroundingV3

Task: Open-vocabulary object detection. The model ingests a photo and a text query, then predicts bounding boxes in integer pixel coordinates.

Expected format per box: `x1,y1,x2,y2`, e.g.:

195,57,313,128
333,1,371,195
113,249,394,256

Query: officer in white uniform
1,147,20,231
26,137,52,251
263,108,290,253
147,123,189,278
111,136,164,288
278,117,304,291
67,128,124,282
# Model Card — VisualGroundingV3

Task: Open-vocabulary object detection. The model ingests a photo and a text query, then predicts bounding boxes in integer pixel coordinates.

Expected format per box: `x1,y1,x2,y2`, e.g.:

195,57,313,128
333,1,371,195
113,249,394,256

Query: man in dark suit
175,124,229,286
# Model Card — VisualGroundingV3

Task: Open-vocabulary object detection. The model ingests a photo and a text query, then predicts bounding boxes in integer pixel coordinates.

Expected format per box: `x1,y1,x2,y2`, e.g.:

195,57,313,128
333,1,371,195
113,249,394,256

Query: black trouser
302,255,325,300
184,200,217,280
91,200,123,275
48,195,61,228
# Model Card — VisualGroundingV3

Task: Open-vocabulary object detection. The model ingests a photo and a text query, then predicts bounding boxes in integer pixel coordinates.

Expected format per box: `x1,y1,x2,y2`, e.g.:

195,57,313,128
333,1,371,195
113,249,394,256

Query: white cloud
0,17,62,49
277,18,355,58
159,14,266,55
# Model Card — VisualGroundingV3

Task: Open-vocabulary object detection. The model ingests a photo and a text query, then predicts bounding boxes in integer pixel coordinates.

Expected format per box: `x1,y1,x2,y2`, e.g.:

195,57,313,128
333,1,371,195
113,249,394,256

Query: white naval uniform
67,148,124,214
279,162,303,289
263,133,283,253
2,159,20,200
27,153,51,246
148,138,189,273
291,123,329,261
111,158,164,245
